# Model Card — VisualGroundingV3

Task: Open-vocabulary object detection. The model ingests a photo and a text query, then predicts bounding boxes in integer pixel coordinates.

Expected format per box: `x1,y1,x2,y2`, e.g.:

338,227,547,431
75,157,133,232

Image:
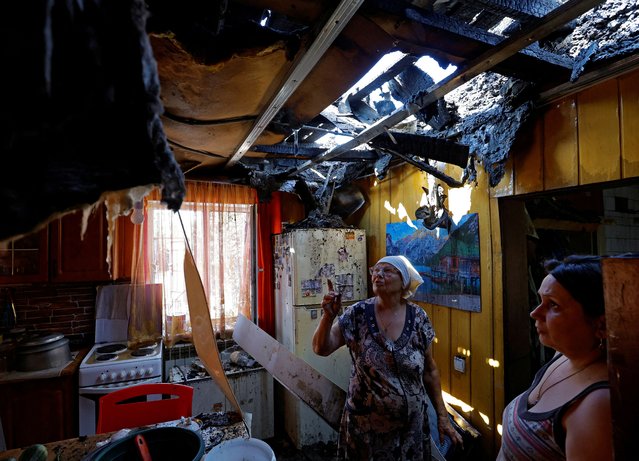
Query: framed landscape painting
386,213,481,312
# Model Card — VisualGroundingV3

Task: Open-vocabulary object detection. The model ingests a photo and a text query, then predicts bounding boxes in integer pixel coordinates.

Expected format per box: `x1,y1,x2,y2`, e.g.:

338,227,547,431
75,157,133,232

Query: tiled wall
5,283,98,348
601,185,639,254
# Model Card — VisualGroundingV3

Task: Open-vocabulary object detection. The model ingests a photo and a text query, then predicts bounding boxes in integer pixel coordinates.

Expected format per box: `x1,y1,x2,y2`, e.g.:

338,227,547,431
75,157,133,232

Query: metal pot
15,332,71,371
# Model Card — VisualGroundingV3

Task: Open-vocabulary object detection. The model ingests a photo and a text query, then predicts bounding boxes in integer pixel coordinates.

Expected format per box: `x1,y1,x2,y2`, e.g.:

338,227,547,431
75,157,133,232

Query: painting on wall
386,213,481,312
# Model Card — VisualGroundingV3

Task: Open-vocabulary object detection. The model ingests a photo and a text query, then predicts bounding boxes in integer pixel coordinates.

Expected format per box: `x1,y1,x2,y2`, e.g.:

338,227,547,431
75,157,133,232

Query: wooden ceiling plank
286,0,605,177
224,0,366,168
467,0,559,21
403,6,572,70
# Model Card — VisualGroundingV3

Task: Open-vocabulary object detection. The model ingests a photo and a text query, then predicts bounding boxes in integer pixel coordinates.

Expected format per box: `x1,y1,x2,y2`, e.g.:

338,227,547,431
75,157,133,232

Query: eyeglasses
369,266,400,277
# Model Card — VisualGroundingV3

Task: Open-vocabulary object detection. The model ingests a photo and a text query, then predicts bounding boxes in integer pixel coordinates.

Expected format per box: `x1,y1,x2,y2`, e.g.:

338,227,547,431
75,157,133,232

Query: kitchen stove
79,284,165,436
79,341,163,388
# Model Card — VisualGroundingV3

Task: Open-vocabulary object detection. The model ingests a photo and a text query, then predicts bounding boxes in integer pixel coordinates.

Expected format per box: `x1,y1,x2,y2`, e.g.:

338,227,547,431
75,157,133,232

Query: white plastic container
204,437,275,461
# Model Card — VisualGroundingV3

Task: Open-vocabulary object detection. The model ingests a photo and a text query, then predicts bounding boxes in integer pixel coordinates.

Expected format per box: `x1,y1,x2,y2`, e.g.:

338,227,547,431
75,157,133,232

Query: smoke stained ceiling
2,0,638,240
147,0,639,189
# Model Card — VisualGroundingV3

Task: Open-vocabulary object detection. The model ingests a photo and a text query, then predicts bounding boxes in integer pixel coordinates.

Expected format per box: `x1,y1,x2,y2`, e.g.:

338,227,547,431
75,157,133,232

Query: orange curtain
129,181,257,347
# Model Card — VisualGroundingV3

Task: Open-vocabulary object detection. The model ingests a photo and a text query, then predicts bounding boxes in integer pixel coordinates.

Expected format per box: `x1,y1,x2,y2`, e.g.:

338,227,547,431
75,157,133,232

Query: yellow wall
356,164,502,459
355,66,639,460
494,67,639,197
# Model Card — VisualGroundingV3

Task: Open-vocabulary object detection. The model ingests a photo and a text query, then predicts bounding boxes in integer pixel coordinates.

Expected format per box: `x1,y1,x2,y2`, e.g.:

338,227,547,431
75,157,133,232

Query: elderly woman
313,255,462,460
498,255,612,461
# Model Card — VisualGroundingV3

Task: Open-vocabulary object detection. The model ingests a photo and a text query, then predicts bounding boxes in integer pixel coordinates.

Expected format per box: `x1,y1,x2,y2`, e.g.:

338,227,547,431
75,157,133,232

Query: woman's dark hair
544,255,604,317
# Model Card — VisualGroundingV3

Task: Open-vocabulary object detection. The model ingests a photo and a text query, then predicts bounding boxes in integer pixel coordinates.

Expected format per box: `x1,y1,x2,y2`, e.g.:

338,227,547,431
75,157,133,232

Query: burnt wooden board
233,314,345,431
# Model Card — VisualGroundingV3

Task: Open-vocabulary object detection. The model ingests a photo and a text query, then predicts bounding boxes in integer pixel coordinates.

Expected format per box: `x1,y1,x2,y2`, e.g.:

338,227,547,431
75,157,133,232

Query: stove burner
96,343,127,355
131,347,156,357
95,353,118,362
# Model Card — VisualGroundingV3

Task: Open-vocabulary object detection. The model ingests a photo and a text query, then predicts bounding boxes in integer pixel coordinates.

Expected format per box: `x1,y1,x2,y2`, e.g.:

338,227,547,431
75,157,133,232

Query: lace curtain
128,181,257,348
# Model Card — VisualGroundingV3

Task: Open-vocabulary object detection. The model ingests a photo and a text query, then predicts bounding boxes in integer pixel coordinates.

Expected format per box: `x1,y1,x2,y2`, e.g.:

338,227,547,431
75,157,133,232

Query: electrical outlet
454,355,466,373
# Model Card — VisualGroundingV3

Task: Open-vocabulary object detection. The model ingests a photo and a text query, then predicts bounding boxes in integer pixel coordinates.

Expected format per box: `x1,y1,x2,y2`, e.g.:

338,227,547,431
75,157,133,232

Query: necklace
379,310,399,332
531,356,598,404
375,302,402,333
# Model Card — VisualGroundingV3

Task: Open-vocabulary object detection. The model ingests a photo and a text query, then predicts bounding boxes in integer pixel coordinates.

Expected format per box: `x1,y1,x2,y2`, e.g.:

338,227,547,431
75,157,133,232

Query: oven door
78,376,162,436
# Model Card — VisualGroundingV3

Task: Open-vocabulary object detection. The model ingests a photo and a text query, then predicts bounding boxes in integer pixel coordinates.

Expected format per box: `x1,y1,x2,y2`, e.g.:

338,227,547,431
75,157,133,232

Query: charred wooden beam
402,5,573,76
369,132,469,168
368,0,573,84
347,54,419,101
250,143,378,161
380,148,466,188
464,0,560,21
283,0,605,178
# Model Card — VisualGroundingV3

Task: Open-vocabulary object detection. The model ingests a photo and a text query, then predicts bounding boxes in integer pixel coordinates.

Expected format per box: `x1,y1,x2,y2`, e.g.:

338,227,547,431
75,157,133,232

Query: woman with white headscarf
313,255,462,460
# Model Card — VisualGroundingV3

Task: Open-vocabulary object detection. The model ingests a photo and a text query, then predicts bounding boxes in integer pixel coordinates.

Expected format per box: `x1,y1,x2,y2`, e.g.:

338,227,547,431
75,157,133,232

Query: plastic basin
85,427,204,461
204,437,275,461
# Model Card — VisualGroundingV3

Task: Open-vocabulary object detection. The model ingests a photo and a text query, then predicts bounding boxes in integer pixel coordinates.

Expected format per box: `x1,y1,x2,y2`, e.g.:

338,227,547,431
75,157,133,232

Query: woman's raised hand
322,279,342,319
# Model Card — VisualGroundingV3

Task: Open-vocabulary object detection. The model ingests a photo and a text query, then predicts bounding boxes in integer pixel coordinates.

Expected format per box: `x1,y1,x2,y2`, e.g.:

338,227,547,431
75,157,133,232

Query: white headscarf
376,255,424,299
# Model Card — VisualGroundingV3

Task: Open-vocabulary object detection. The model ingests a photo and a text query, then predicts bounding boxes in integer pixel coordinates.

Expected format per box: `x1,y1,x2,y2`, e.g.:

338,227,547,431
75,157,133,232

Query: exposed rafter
284,0,605,177
224,0,365,169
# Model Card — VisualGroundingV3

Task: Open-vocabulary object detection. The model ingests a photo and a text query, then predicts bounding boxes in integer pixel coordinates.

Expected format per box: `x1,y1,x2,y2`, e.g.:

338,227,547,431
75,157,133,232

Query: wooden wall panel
543,98,579,190
514,116,544,195
620,70,639,178
577,79,621,185
432,305,452,392
489,195,505,455
469,172,496,458
506,68,639,194
450,310,472,408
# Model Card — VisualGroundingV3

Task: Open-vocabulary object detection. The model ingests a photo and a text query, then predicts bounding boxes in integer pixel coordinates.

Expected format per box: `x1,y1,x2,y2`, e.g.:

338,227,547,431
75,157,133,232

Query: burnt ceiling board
285,0,605,178
1,0,185,242
2,0,638,242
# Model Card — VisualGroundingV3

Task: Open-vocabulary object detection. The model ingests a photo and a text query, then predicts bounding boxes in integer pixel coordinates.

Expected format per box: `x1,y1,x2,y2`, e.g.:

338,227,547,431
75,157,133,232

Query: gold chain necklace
532,356,597,404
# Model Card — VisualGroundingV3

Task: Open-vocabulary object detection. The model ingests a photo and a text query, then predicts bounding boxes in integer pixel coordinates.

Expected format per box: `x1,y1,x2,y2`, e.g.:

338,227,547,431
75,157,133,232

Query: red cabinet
0,228,49,284
0,373,78,449
50,206,111,283
0,204,135,285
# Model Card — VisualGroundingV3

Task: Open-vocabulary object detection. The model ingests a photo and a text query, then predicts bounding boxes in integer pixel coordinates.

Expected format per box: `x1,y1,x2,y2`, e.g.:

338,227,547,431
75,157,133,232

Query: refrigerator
273,228,367,448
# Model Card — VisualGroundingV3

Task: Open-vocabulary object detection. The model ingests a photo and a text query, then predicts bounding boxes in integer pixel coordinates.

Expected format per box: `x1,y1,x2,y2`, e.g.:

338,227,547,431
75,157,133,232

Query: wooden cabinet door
0,228,49,284
0,376,77,449
112,215,136,281
50,205,111,282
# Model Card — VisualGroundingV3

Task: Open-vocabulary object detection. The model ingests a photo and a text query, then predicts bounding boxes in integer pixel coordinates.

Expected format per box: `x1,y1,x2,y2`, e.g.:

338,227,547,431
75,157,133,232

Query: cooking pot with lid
15,332,72,371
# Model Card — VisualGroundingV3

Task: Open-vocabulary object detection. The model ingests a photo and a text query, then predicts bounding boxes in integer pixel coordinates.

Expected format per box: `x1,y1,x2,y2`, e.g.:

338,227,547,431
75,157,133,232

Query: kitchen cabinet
0,228,49,284
0,362,81,449
0,205,135,285
50,206,111,282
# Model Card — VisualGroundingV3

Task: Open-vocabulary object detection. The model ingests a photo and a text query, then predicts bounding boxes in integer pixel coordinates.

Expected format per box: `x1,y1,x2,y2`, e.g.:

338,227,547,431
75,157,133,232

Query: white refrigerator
273,228,367,448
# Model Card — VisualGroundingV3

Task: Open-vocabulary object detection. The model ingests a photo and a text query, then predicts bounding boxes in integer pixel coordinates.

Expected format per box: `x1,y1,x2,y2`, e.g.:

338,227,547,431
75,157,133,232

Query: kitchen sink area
164,341,274,440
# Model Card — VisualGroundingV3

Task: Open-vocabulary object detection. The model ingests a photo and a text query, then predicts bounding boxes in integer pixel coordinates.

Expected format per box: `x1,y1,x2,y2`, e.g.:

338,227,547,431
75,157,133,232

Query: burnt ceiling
148,0,638,192
2,0,638,241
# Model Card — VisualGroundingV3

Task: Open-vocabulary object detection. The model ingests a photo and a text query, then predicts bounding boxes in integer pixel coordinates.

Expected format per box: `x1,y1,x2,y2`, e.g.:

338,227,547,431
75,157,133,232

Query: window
131,182,257,345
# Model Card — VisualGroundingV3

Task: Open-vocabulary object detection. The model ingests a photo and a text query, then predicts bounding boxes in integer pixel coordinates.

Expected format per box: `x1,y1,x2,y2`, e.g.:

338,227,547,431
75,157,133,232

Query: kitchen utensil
135,434,152,461
15,331,71,371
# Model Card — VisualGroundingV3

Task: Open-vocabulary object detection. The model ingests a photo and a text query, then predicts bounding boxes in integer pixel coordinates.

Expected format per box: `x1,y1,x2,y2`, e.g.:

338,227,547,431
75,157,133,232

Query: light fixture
130,200,144,225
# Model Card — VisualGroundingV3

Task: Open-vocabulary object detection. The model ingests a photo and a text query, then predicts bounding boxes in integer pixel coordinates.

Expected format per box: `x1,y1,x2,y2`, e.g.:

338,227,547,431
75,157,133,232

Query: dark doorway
499,181,639,403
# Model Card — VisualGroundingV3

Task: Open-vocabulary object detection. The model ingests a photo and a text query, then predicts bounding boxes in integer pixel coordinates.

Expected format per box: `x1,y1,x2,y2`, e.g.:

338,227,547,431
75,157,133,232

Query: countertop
0,348,88,384
0,412,248,461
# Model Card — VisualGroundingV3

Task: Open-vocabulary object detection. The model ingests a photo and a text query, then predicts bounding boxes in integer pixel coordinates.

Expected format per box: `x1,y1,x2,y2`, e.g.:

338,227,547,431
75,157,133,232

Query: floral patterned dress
337,297,436,460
